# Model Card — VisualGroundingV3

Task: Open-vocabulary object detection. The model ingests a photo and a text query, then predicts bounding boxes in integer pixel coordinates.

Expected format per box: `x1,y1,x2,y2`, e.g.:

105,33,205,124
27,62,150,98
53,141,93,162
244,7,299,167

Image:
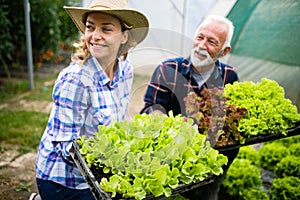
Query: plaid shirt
36,55,133,189
142,56,239,116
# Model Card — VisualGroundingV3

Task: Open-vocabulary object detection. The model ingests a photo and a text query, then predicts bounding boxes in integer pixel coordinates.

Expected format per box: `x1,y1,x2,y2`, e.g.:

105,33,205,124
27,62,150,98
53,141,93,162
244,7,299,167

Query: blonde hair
71,13,137,65
71,36,89,65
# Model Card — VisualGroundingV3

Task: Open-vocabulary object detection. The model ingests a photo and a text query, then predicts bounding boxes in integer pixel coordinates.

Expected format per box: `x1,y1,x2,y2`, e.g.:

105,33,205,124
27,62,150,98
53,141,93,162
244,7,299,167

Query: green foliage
237,146,260,166
184,87,248,146
222,159,262,197
289,142,300,157
30,0,62,56
1,0,25,62
269,176,300,200
241,188,269,200
164,194,188,200
259,143,289,171
0,109,48,150
0,79,29,103
222,146,267,199
274,155,300,178
22,80,55,102
0,3,13,57
58,0,81,42
0,0,79,68
225,78,300,136
270,135,300,148
185,78,300,147
15,182,32,192
0,72,57,103
0,3,14,79
79,112,228,199
30,0,79,58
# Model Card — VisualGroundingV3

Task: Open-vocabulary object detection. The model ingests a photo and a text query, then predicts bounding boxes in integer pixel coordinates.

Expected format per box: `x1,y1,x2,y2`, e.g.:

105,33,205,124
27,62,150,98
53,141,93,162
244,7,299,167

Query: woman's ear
121,30,129,44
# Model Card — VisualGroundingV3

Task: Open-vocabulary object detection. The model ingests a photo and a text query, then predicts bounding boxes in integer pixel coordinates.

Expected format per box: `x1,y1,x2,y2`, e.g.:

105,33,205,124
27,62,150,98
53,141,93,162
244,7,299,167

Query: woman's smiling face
84,12,128,67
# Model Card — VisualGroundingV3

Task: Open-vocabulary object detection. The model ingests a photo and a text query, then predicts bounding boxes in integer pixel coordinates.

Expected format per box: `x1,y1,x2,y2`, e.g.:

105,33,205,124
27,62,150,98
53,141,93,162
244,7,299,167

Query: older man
141,15,238,200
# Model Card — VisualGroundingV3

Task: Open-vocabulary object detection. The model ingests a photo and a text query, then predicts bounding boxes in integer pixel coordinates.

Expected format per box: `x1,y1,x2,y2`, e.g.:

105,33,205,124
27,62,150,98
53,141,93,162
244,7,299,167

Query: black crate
70,123,300,199
70,141,217,200
70,141,112,200
215,123,300,152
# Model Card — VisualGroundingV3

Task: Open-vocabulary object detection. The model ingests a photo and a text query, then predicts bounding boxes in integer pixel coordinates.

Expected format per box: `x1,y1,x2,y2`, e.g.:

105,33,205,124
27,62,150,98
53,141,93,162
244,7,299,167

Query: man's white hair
195,15,234,48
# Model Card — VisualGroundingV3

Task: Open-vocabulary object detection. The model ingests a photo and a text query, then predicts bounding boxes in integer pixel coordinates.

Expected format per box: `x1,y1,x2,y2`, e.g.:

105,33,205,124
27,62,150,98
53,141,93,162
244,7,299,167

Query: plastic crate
215,123,300,152
70,141,112,200
70,123,300,199
70,141,217,200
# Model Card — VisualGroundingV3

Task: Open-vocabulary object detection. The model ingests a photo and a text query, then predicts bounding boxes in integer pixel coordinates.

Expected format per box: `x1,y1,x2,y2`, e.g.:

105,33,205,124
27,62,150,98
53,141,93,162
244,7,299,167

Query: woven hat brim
64,6,149,44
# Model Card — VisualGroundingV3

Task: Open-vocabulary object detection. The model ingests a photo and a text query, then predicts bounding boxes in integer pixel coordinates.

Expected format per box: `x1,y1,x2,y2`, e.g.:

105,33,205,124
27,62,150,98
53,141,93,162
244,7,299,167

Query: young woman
33,0,149,199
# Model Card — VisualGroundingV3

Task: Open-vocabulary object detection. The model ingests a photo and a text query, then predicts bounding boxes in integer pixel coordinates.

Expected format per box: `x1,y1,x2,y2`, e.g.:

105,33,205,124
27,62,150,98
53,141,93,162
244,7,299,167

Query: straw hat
64,0,149,44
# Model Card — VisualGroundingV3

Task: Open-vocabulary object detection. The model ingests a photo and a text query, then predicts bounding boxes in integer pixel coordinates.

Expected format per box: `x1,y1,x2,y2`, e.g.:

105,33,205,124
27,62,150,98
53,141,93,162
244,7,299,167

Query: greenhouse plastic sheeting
227,0,300,66
227,55,300,111
224,0,300,111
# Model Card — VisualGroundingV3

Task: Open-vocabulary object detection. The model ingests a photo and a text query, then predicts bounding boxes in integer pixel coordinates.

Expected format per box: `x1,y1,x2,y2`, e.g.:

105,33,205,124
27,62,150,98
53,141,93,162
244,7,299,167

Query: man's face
191,21,228,68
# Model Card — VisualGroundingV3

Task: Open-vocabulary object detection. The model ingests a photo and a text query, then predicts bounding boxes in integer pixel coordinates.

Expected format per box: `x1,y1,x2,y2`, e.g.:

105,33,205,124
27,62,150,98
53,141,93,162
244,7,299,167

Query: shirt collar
86,56,123,88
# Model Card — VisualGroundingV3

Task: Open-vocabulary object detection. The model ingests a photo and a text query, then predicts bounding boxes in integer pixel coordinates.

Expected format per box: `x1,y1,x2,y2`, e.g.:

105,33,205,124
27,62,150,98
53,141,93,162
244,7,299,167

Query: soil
0,64,151,200
0,148,38,200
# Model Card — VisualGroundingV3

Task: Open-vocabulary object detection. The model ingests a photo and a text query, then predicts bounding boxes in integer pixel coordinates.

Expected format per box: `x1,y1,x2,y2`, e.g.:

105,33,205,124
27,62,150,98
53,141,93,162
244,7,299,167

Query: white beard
190,47,217,68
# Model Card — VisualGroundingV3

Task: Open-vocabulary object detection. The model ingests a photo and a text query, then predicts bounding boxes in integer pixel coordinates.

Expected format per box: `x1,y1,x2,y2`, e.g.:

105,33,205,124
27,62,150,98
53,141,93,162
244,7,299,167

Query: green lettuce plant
222,159,262,197
274,155,300,178
242,188,269,200
237,146,261,166
78,112,227,199
225,78,300,137
258,143,289,171
269,176,300,200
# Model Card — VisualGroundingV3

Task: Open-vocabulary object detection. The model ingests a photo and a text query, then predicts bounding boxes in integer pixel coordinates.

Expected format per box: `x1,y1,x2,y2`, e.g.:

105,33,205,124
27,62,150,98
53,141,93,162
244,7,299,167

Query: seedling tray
70,123,300,199
215,123,300,152
70,141,216,200
70,141,112,200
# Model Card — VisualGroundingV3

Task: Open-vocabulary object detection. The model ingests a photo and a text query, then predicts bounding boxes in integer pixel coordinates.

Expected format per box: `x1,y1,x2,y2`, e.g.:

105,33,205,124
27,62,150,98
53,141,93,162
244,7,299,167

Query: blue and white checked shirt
36,55,133,189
